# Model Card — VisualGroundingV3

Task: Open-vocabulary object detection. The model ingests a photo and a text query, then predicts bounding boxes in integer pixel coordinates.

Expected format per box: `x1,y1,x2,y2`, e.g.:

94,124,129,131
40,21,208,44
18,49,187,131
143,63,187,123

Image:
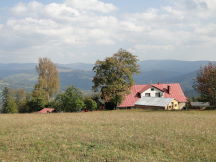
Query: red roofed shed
38,108,55,114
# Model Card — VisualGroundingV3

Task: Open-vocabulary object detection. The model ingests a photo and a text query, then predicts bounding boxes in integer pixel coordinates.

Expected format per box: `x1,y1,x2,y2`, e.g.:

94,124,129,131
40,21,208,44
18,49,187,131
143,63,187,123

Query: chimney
167,85,171,94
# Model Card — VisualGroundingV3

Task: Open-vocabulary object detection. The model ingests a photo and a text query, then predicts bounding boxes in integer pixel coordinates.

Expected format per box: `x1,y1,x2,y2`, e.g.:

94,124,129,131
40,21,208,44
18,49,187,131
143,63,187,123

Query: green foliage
1,87,18,113
5,97,18,113
93,49,140,108
91,93,104,110
75,99,85,111
18,100,30,113
194,63,216,105
26,88,48,112
55,86,84,112
27,97,47,112
84,98,97,111
13,89,30,113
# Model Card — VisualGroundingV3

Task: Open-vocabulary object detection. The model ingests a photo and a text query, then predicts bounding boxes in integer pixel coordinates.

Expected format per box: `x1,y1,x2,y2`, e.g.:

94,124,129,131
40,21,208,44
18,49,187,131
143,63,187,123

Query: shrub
27,97,47,112
84,99,97,111
55,86,85,112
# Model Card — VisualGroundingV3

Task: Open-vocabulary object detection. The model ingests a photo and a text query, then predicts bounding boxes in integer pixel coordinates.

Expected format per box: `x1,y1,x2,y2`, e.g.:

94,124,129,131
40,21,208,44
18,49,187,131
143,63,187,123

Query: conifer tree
1,87,18,113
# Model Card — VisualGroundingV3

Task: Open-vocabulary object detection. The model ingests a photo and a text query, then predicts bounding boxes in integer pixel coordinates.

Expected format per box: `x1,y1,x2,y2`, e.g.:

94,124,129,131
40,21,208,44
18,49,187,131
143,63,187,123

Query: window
145,93,151,97
155,93,161,97
175,104,178,107
137,93,141,98
151,88,154,91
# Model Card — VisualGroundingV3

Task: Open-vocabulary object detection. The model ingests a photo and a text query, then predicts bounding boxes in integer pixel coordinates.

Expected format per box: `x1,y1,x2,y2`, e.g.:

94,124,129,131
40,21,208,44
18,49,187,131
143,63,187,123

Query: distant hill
139,60,211,73
0,60,212,97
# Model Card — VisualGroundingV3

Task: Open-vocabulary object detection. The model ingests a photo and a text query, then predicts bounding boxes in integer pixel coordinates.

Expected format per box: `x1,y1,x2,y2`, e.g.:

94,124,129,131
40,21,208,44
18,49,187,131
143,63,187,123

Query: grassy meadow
0,110,216,161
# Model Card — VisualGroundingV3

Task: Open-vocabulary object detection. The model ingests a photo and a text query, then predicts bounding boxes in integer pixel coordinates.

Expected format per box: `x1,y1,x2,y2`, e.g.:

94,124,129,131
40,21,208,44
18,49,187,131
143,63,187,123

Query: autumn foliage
194,63,216,105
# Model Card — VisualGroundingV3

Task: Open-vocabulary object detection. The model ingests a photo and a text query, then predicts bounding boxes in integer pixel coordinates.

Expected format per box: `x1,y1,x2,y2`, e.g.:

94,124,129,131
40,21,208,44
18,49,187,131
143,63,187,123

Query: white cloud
65,0,117,13
0,0,216,63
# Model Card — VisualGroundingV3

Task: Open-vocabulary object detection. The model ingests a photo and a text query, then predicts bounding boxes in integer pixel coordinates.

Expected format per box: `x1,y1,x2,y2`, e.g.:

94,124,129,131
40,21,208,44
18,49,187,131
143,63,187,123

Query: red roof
38,108,55,113
118,83,187,107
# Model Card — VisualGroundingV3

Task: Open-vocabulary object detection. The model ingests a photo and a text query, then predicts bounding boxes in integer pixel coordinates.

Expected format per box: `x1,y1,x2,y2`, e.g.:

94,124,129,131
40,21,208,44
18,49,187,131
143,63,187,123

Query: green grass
0,110,216,161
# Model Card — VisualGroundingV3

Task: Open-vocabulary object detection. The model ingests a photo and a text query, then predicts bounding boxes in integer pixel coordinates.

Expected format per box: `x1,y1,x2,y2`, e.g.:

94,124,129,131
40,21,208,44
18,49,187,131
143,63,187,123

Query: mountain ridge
0,60,212,97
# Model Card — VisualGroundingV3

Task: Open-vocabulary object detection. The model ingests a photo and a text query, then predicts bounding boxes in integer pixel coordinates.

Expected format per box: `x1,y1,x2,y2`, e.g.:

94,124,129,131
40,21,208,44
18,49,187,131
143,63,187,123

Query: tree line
1,49,216,113
0,49,139,113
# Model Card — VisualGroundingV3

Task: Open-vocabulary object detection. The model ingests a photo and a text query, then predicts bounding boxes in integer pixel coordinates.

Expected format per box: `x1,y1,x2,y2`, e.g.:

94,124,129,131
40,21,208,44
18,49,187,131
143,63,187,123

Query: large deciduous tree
92,49,140,108
35,58,60,100
194,63,216,105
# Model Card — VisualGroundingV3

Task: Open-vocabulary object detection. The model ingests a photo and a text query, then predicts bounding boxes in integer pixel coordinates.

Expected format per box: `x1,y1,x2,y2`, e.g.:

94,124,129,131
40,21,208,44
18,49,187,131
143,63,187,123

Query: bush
55,86,85,112
84,99,97,111
27,97,47,112
17,101,30,113
75,99,85,112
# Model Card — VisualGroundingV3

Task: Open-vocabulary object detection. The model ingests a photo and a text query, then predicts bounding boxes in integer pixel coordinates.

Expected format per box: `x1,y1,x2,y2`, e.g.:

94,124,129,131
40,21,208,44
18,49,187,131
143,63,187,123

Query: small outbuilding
38,108,55,114
191,102,210,109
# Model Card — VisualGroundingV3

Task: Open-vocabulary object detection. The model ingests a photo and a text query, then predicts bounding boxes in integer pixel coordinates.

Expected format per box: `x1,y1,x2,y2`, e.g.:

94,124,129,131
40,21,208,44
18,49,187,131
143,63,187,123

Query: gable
140,86,164,98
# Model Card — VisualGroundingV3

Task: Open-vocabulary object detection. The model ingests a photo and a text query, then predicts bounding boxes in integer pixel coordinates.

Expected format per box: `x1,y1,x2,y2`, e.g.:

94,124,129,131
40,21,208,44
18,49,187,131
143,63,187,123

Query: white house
118,83,187,110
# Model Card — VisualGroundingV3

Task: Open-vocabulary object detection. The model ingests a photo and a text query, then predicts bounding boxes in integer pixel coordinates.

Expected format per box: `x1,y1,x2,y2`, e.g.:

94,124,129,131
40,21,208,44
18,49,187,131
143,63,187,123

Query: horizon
0,59,214,65
0,0,216,63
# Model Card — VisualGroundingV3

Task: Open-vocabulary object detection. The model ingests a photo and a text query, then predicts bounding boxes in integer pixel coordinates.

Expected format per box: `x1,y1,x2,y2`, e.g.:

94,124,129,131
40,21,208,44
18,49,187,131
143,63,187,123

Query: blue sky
0,0,216,63
0,0,167,8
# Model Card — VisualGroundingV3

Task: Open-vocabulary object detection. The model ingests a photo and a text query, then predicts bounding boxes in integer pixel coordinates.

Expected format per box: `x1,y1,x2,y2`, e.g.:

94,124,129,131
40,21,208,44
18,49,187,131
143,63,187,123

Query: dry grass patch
0,110,216,161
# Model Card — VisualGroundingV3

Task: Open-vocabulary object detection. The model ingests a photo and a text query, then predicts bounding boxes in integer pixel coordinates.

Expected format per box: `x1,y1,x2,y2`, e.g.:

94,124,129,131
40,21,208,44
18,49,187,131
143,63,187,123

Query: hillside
0,60,211,96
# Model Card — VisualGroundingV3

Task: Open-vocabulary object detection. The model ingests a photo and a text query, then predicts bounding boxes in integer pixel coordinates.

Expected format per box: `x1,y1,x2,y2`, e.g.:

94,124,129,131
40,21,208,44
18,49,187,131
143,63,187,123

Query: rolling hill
0,60,212,97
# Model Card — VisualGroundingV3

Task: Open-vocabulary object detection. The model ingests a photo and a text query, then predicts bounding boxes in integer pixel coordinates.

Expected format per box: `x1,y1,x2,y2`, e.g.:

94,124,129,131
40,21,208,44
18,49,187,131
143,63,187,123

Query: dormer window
145,93,151,97
151,88,154,91
137,92,141,98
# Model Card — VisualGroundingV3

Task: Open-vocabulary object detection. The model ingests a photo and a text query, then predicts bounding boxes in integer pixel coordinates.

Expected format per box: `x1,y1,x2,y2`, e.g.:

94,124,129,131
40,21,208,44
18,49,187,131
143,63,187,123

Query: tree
194,63,216,105
13,89,29,113
55,86,85,112
84,98,97,111
27,88,48,112
35,58,60,100
1,87,18,113
27,97,46,112
93,49,140,109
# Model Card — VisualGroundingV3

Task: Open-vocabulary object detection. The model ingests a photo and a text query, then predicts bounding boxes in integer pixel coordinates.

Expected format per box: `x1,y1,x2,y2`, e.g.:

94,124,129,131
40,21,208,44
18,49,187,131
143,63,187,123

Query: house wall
165,99,179,110
178,102,186,109
165,100,186,110
141,88,164,98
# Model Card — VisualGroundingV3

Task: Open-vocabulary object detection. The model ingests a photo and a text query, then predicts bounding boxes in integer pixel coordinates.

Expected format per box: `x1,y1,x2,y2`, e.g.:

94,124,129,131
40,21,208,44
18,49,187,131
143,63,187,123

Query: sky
0,0,216,63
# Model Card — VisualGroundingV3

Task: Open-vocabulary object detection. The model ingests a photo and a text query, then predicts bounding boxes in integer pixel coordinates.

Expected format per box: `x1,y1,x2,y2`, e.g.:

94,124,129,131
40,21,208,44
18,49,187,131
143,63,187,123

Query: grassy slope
0,110,216,161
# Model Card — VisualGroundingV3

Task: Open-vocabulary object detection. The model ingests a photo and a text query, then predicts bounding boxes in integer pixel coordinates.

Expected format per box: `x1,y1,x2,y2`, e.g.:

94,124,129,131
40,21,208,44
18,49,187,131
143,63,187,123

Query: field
0,110,216,162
